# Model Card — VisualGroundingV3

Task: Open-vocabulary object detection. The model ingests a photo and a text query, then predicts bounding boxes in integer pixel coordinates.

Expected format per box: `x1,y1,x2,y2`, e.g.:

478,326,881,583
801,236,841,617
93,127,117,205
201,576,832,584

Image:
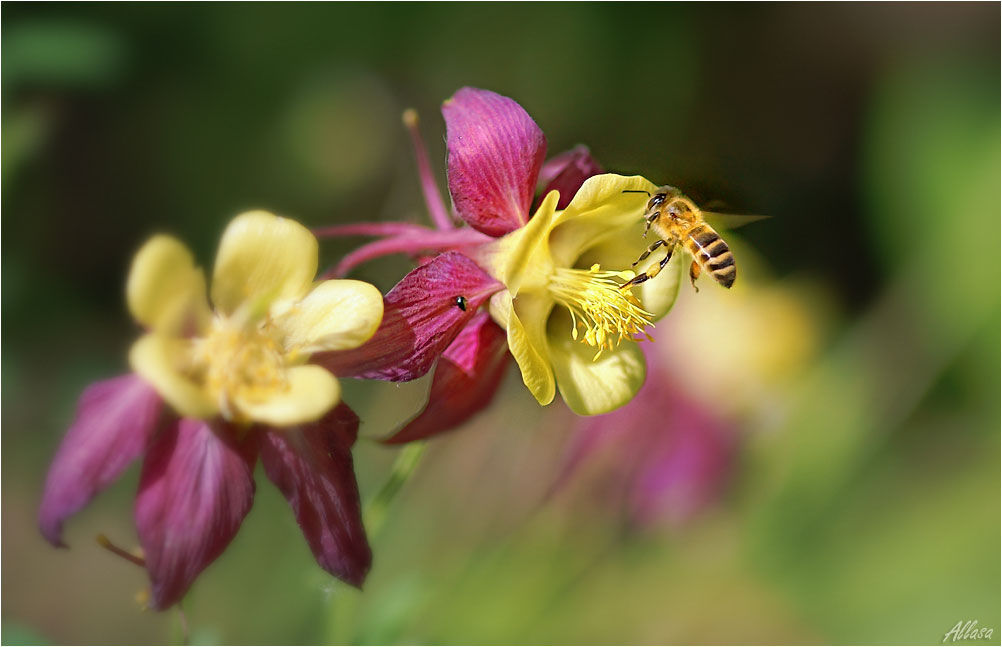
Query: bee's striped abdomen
684,223,736,288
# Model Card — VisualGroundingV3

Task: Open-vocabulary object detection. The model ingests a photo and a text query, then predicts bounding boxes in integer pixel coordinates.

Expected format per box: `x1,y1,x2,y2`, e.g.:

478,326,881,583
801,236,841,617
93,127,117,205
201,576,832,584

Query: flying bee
620,186,738,291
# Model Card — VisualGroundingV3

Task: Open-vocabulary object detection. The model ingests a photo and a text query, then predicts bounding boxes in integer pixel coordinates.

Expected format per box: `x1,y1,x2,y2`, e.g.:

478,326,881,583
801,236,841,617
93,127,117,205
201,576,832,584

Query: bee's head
624,185,689,219
646,192,668,212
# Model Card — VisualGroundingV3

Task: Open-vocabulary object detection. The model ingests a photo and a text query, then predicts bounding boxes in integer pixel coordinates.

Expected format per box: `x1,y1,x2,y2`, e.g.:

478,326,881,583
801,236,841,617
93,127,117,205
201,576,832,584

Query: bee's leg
631,239,666,267
643,212,660,238
689,260,701,292
621,245,674,290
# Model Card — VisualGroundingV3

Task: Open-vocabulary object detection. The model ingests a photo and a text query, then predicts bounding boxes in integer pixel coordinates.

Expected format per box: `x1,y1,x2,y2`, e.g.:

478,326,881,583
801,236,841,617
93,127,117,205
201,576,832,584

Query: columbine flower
550,342,735,529
39,211,383,609
317,87,684,436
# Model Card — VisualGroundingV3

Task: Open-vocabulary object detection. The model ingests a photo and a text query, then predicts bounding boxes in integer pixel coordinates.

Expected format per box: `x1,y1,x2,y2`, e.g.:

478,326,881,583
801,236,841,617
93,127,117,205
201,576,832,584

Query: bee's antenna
622,190,651,197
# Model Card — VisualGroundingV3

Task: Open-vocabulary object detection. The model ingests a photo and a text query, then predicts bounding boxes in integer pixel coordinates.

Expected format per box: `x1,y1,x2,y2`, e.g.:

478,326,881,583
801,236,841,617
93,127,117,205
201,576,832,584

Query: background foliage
3,3,999,644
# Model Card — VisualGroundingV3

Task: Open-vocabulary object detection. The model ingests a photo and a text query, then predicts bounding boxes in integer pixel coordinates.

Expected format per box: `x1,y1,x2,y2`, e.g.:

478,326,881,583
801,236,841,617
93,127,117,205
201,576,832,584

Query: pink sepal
135,418,257,610
316,251,502,381
444,87,546,237
384,312,509,444
260,403,371,588
39,374,163,547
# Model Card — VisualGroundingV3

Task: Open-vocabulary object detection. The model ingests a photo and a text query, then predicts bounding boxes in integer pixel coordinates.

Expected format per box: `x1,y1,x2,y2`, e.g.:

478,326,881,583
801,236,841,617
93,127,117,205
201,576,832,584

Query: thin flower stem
174,603,190,646
403,109,454,231
514,525,630,642
364,441,428,537
325,442,428,644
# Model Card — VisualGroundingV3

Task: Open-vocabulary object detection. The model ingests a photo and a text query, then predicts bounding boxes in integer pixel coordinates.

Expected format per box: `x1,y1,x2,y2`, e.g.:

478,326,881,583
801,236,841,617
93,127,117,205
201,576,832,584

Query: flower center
195,316,288,420
548,264,654,360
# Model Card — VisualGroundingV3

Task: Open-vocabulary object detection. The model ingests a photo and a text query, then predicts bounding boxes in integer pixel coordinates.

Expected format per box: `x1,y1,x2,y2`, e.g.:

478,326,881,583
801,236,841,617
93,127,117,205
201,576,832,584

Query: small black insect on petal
454,296,468,311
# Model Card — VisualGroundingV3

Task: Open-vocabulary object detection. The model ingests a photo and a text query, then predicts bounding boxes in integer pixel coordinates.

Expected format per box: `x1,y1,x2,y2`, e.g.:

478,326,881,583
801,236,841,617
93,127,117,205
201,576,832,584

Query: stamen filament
97,533,146,568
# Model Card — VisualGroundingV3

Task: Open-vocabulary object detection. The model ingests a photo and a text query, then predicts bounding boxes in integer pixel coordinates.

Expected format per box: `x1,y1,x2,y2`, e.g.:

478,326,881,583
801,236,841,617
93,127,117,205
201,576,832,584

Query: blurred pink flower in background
551,342,736,528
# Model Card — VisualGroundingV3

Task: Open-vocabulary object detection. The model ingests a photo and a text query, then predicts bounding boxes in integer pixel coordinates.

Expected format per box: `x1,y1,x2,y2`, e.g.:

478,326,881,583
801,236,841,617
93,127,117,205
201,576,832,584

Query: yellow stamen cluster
549,264,655,360
194,316,290,421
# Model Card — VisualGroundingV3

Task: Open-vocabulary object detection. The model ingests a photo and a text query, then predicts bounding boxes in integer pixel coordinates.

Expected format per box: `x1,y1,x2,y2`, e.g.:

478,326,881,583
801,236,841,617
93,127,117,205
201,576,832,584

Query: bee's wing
701,211,771,230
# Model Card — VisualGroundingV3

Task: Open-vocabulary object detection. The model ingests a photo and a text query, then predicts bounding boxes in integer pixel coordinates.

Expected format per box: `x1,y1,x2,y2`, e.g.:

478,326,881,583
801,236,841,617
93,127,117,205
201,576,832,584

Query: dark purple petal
260,403,371,587
135,419,257,610
384,312,510,444
39,374,163,547
538,145,605,210
316,251,502,381
443,87,547,237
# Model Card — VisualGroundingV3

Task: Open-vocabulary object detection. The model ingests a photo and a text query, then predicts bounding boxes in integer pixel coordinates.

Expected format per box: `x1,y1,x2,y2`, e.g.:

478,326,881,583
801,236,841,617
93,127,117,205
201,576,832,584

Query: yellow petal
503,294,555,406
126,235,210,335
278,279,384,354
549,174,659,269
547,310,647,415
233,365,341,427
129,334,217,419
211,211,319,316
501,190,560,296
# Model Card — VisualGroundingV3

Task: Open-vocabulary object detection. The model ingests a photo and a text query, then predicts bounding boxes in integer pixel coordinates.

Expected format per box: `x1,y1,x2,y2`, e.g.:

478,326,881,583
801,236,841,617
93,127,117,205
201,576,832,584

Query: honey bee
620,186,736,291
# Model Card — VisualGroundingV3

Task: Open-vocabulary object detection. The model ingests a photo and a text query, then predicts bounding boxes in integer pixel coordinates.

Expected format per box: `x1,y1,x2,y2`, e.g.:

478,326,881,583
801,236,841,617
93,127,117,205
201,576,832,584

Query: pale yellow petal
211,211,319,315
549,174,659,269
502,294,555,406
487,290,513,329
278,279,384,354
129,334,217,419
234,365,340,427
635,250,685,321
501,190,560,296
547,310,647,416
126,235,210,334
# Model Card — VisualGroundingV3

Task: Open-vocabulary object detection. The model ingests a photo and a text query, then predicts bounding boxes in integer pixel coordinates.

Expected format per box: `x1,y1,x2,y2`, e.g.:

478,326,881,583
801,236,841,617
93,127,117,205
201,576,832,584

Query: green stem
326,442,428,644
364,442,428,537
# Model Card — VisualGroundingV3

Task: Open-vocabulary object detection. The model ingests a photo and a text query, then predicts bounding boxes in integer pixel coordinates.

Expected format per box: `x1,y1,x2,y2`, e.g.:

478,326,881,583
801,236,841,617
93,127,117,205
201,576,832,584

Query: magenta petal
443,87,547,237
538,145,605,210
384,312,509,444
260,403,371,587
135,419,257,610
39,374,163,547
316,251,502,381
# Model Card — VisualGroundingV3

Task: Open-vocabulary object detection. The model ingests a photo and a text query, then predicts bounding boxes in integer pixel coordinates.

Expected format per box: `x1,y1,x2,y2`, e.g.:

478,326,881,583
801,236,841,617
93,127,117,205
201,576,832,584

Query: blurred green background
2,3,999,645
